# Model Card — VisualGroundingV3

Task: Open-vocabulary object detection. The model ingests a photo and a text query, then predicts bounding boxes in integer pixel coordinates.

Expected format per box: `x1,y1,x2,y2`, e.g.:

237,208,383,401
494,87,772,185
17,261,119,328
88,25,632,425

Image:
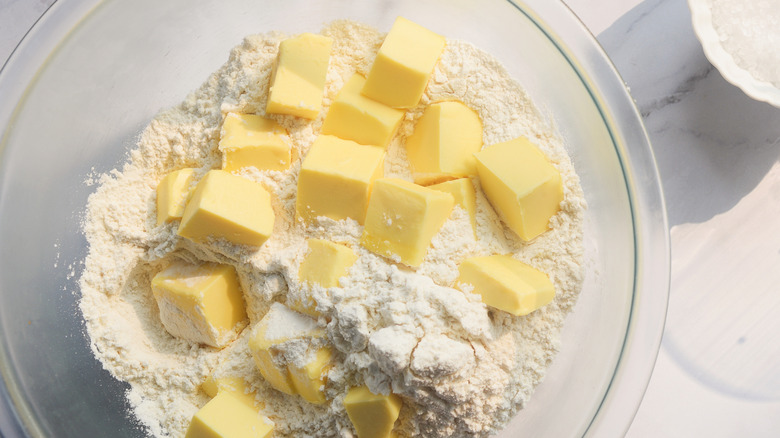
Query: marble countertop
2,0,780,436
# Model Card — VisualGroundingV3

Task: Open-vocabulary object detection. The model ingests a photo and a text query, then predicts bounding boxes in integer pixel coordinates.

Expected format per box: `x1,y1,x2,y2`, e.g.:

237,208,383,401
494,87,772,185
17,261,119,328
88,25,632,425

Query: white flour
79,20,585,438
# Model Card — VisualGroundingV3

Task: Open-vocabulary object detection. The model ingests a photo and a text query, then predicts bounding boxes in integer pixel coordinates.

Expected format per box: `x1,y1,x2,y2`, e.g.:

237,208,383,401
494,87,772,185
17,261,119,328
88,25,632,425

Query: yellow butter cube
219,113,291,172
361,178,454,267
457,255,554,316
266,33,333,119
185,392,273,438
474,137,563,241
289,346,333,404
178,170,275,247
151,260,246,348
406,101,483,179
294,239,357,316
362,17,446,108
296,135,384,225
427,178,477,237
156,168,196,225
248,303,325,395
344,385,402,438
322,74,405,148
201,375,258,408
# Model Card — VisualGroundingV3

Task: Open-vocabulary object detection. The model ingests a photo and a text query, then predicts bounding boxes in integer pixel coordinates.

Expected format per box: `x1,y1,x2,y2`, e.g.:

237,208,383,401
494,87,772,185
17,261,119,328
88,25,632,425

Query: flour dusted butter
427,178,477,238
156,168,196,226
457,255,555,316
296,135,384,225
178,170,275,247
474,137,563,241
361,178,454,267
219,112,291,171
322,74,405,148
344,385,402,438
151,260,246,348
266,33,332,119
362,17,446,108
185,392,274,438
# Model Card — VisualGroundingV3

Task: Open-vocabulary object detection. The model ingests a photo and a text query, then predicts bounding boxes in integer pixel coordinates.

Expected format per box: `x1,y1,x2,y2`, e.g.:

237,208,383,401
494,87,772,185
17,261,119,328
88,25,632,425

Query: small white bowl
689,0,780,108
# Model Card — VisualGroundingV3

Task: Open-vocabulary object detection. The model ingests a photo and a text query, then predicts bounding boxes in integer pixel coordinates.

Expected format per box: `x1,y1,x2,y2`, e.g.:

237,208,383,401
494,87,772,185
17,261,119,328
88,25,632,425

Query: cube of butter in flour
151,260,246,348
266,33,333,119
294,239,357,316
289,346,333,404
219,112,291,171
343,385,402,438
248,303,326,395
201,374,258,409
405,101,483,180
361,178,454,267
427,178,477,238
456,255,554,316
473,137,563,241
156,168,196,226
177,170,275,247
321,74,405,148
295,135,384,225
185,391,273,438
361,17,446,108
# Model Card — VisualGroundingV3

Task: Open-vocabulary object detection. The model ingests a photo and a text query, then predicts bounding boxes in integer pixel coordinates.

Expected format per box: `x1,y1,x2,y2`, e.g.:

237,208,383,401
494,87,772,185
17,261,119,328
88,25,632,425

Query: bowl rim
688,0,780,108
0,0,670,437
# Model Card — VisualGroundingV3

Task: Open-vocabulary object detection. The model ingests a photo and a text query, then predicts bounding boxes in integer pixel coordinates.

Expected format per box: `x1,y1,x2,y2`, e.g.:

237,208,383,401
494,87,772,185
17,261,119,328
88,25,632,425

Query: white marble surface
2,0,780,436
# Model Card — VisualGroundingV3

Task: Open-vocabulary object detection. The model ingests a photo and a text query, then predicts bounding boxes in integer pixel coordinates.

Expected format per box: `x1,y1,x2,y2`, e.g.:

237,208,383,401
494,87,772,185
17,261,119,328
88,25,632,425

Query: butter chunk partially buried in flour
344,385,402,438
406,101,483,182
457,255,554,316
322,74,405,148
156,168,196,226
185,391,273,438
296,135,384,225
266,33,333,119
219,112,291,172
178,170,275,247
294,239,357,316
151,260,247,348
474,137,563,241
362,17,446,108
427,178,477,238
361,178,454,267
248,303,332,404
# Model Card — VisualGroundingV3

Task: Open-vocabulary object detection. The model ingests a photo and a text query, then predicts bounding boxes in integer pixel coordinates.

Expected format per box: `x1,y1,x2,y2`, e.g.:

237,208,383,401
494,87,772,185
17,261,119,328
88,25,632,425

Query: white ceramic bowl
689,0,780,107
0,0,670,436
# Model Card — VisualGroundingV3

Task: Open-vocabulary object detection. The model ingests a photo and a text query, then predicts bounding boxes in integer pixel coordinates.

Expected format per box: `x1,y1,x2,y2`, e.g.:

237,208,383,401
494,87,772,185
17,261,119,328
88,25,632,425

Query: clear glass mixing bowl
0,0,669,436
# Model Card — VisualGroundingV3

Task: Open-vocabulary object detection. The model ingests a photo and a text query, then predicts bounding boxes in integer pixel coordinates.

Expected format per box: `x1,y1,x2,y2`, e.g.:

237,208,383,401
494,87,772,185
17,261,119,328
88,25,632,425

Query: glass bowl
0,0,669,436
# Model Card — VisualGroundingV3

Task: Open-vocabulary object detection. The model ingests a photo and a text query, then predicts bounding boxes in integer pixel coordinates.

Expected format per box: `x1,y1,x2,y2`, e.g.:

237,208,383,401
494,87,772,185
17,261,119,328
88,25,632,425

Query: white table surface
3,0,780,436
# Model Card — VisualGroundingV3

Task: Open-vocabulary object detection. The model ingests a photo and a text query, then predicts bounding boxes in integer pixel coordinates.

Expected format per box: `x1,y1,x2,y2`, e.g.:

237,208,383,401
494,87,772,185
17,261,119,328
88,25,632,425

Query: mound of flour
79,20,585,438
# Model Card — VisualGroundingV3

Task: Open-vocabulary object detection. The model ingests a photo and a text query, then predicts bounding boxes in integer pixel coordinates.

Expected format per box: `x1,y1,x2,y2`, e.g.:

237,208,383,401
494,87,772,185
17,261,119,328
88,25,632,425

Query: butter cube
289,346,333,404
427,178,477,237
294,239,357,316
299,239,357,289
151,260,246,348
201,374,258,409
296,135,384,225
185,392,273,438
156,168,196,225
219,113,291,171
322,74,405,148
248,303,325,395
474,137,563,240
456,255,554,316
405,101,483,179
178,170,275,247
344,385,402,438
361,178,454,267
266,33,333,119
362,17,446,108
